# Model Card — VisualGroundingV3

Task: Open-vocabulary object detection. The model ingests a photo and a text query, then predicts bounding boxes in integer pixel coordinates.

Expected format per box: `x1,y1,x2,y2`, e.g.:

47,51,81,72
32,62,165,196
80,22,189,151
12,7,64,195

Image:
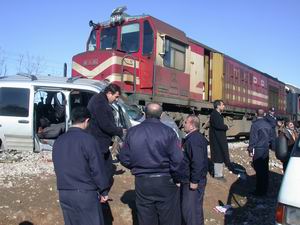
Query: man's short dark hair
104,83,121,95
256,108,265,117
145,103,162,119
71,107,91,124
213,99,224,109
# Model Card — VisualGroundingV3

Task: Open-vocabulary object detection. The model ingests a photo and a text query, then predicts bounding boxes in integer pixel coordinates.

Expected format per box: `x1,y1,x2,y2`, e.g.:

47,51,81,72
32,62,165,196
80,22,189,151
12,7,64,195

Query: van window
70,90,95,109
0,87,30,117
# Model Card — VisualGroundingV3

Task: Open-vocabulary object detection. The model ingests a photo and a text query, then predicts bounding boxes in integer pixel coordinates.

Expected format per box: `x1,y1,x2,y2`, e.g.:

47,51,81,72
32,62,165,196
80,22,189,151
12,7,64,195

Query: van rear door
0,86,34,151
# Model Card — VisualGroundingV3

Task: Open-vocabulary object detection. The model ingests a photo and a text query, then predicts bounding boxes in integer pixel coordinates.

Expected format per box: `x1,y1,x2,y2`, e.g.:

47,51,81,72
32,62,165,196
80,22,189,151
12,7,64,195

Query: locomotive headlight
110,14,124,25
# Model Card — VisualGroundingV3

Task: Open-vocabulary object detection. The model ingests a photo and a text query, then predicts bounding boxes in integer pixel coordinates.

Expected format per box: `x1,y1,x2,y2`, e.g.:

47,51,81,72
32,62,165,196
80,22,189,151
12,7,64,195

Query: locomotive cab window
121,23,140,53
163,38,186,71
87,30,97,51
100,27,117,50
143,20,154,55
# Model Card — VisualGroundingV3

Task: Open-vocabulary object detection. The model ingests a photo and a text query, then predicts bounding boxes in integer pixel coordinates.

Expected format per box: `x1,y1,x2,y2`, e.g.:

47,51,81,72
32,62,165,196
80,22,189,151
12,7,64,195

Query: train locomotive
72,7,289,137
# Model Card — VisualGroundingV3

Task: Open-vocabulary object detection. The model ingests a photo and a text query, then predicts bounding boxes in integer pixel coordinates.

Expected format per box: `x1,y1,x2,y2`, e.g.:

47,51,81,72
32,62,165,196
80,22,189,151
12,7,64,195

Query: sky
0,0,299,87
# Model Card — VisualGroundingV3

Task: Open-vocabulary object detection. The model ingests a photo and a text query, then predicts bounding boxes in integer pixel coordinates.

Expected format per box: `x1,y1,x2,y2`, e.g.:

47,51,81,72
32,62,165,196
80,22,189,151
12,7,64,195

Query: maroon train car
72,7,286,137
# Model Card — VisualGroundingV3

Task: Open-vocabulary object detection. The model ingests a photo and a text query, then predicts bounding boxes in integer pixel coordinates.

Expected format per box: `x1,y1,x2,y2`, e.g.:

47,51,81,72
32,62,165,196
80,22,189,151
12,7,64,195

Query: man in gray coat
209,100,231,180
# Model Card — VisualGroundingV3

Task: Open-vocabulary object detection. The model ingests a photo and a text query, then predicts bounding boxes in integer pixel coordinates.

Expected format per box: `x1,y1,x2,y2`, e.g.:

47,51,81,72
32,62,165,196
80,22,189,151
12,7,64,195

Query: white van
0,75,136,152
275,136,300,224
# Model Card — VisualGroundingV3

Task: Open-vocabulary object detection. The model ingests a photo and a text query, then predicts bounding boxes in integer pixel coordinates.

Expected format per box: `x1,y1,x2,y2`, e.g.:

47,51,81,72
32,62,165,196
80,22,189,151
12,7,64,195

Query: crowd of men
52,83,298,225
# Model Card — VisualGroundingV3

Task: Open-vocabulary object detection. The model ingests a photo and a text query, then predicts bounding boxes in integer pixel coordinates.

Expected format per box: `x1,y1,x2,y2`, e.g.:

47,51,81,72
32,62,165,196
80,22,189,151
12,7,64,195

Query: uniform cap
269,107,275,112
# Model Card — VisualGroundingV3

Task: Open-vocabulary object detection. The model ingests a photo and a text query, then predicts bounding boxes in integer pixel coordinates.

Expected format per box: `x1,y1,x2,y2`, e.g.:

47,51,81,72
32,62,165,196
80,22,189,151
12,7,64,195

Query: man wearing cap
265,107,277,129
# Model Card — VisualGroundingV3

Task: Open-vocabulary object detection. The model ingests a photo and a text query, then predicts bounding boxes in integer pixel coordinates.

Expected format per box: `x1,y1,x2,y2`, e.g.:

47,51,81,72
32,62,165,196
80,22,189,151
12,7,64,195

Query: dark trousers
253,156,269,195
104,151,113,178
181,180,206,225
135,176,181,225
59,190,104,225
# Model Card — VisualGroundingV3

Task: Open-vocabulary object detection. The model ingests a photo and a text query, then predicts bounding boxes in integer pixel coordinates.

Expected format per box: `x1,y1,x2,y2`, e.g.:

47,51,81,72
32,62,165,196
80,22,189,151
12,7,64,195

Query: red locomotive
72,7,286,137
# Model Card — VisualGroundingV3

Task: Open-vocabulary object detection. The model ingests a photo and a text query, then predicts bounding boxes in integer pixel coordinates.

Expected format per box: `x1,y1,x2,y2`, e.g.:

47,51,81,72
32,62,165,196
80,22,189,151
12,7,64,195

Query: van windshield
122,104,144,121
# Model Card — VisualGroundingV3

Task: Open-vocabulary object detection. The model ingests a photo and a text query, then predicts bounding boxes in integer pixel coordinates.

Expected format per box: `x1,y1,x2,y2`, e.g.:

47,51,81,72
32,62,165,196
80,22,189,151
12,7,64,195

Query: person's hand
175,183,181,187
247,148,254,157
100,195,109,203
190,182,198,190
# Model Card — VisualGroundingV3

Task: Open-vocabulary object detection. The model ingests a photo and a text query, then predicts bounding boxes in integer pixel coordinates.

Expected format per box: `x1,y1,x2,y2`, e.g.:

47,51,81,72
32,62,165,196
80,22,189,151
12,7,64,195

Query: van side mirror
275,134,288,161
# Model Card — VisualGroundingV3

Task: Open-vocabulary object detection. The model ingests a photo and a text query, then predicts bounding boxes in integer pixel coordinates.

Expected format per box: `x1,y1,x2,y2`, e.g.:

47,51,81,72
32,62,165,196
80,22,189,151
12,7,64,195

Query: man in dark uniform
209,99,231,179
265,107,277,129
118,103,183,225
248,108,275,197
180,115,208,225
87,83,124,184
52,107,109,225
265,107,278,137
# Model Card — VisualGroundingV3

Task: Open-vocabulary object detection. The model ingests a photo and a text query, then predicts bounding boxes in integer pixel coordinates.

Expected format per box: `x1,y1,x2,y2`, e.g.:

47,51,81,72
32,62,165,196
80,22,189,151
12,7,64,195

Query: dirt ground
0,143,283,225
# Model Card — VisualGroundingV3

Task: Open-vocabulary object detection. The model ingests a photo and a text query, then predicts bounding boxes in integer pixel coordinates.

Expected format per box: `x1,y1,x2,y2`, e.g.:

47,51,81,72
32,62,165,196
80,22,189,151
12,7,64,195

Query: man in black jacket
181,115,208,225
248,108,275,196
118,103,183,225
209,100,231,179
52,107,109,225
87,83,124,183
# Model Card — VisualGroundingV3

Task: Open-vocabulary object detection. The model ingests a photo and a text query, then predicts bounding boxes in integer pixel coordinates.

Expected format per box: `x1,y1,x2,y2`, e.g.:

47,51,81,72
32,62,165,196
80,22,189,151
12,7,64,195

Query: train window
164,38,186,71
100,27,117,50
143,21,154,55
87,30,97,51
121,23,140,53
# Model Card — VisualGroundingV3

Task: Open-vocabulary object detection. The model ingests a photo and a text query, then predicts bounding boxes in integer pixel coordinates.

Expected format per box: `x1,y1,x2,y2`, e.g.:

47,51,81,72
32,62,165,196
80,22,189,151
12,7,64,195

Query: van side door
0,86,34,151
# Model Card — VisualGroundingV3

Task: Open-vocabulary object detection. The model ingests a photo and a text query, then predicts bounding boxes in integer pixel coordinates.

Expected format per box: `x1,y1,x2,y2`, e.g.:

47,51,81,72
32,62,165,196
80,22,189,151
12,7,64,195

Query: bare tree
0,47,8,76
34,56,44,75
17,52,45,75
17,54,24,73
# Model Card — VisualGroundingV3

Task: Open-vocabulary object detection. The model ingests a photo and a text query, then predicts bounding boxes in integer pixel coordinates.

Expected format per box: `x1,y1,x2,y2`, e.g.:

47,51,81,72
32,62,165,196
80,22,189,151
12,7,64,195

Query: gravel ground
0,141,284,225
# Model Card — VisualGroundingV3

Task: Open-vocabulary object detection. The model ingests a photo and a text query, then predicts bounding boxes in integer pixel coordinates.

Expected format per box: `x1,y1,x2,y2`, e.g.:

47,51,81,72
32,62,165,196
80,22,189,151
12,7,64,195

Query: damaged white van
0,75,137,152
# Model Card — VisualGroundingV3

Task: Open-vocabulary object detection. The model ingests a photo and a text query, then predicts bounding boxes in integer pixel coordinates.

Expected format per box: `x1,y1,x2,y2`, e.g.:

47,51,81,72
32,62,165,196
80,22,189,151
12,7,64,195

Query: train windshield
87,30,96,51
121,23,140,53
100,27,117,50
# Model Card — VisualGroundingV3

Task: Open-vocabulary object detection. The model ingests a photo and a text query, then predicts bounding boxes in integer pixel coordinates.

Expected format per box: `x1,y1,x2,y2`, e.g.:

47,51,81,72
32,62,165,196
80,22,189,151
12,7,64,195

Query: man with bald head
118,102,183,225
247,108,275,197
